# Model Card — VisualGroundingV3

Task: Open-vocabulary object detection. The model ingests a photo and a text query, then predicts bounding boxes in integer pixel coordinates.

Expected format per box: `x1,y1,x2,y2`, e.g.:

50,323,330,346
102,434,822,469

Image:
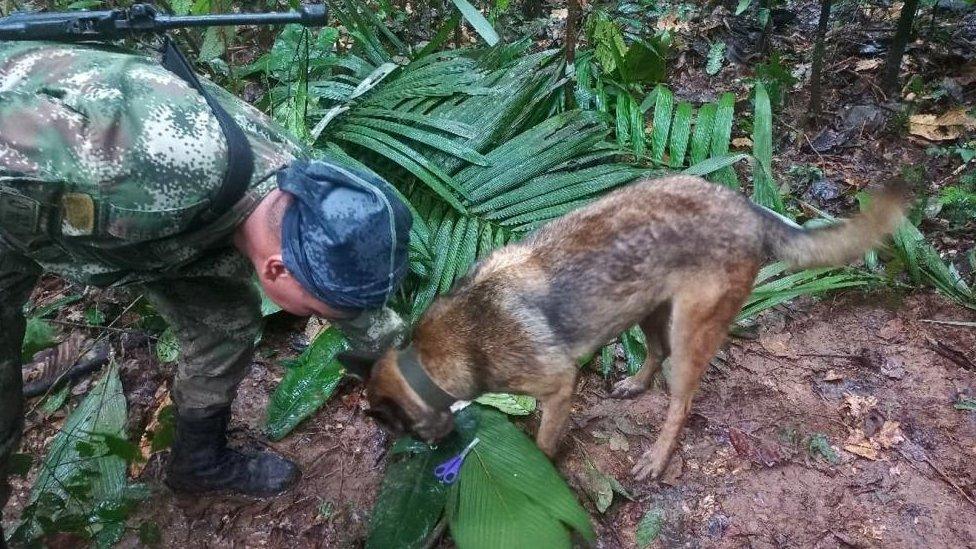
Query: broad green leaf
620,39,666,85
449,0,500,45
22,316,57,362
669,102,694,167
366,435,463,549
621,326,648,376
689,103,717,165
650,85,674,163
600,342,615,377
39,384,70,415
475,393,537,415
24,362,128,542
683,153,750,176
710,92,738,188
447,406,595,548
265,328,349,440
751,82,784,213
629,94,646,157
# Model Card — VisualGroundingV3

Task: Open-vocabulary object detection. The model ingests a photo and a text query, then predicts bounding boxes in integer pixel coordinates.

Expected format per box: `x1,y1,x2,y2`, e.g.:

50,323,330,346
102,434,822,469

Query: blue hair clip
433,437,481,484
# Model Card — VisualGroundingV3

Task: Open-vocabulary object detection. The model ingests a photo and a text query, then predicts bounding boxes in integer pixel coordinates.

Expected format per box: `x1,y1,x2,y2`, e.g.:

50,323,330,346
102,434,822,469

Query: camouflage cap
278,159,411,311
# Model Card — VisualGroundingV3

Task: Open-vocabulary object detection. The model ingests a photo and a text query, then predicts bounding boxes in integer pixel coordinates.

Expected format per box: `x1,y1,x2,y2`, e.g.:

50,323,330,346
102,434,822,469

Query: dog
365,175,909,480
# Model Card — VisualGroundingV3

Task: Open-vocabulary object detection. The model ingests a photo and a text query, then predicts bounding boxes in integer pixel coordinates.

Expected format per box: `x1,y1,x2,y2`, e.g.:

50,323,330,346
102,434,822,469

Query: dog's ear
336,351,376,381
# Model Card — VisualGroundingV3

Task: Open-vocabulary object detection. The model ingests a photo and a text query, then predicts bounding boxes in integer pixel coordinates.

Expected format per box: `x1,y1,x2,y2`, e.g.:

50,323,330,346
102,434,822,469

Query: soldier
0,40,410,540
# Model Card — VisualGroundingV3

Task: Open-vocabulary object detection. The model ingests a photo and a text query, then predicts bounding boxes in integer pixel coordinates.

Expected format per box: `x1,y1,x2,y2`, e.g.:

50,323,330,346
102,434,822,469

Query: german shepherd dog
365,175,908,480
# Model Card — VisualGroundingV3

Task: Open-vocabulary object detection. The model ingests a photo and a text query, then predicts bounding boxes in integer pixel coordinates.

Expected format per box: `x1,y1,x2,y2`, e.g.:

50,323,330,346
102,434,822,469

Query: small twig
897,447,976,508
47,319,148,335
920,319,976,328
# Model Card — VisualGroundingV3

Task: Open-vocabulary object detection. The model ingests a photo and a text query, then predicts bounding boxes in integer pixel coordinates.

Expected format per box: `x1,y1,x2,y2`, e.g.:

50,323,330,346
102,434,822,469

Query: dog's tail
757,184,911,269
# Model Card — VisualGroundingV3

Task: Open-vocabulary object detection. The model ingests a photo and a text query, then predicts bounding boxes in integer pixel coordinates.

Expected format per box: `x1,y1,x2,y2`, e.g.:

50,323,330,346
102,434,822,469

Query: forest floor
5,0,976,547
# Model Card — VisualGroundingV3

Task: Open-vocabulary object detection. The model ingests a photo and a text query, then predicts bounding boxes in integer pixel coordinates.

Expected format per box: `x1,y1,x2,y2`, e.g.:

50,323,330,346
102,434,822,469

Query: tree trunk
882,0,920,97
806,0,832,123
564,0,580,109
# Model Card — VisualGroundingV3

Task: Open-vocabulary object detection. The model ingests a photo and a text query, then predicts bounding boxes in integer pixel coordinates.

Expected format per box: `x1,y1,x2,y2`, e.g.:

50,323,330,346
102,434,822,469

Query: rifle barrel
155,5,328,29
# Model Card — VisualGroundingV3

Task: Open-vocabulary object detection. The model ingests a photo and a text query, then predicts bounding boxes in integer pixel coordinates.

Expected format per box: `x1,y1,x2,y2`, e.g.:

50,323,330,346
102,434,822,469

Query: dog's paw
631,449,669,481
610,377,650,399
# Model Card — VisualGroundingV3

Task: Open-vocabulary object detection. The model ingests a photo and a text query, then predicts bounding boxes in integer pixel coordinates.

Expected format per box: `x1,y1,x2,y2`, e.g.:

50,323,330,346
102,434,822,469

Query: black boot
165,407,300,497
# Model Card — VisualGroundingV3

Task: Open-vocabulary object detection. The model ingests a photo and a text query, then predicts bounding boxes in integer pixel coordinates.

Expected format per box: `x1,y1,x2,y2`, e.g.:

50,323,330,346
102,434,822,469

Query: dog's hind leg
610,302,671,399
631,274,753,481
534,366,577,458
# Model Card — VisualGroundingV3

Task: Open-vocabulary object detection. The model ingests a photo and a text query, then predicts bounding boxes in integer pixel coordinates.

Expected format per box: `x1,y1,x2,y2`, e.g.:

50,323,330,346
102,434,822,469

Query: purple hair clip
433,437,481,484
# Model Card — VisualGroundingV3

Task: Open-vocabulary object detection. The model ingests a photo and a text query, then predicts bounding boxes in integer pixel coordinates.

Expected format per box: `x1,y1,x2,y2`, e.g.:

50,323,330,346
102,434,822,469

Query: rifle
0,3,328,41
0,3,329,225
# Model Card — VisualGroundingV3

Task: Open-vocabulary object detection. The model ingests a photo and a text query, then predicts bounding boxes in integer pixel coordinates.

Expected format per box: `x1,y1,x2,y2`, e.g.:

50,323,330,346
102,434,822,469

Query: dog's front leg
534,372,577,458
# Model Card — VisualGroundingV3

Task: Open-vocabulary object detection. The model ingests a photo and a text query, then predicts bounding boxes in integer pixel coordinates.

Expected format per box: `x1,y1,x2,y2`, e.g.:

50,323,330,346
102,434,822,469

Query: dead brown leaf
824,369,844,382
732,137,753,148
908,109,976,142
133,388,172,477
729,428,786,467
854,59,882,72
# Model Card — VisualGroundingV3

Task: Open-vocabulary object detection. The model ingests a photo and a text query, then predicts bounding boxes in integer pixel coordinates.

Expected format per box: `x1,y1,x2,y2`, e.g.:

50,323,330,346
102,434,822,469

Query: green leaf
683,153,750,176
710,92,738,188
155,327,180,364
39,384,70,415
30,294,82,318
84,307,105,327
446,406,595,547
449,0,500,45
474,393,537,415
668,101,694,168
621,326,648,376
600,342,615,377
265,328,349,440
650,85,674,163
581,460,615,513
735,0,754,15
22,316,57,362
199,27,230,62
706,41,726,75
620,39,666,85
366,435,462,549
25,362,128,542
689,103,717,165
751,82,784,213
636,508,664,548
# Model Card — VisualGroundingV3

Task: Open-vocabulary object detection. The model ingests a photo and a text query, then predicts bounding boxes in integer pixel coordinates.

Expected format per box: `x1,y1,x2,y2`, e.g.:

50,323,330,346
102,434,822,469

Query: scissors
433,437,481,484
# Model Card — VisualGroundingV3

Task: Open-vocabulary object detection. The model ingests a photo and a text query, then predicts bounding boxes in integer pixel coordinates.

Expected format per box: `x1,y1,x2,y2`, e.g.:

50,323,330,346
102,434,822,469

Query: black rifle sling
160,37,254,224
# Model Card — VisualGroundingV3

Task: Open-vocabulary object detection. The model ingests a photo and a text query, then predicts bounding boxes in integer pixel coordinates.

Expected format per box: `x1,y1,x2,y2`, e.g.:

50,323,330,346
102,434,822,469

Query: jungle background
1,0,975,547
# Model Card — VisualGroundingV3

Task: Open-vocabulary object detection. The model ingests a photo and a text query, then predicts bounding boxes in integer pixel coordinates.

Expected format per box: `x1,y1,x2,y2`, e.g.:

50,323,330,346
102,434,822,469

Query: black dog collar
397,346,456,410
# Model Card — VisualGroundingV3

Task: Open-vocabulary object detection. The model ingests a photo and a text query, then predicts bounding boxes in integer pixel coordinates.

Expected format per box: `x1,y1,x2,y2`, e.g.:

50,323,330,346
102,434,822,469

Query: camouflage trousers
0,242,264,518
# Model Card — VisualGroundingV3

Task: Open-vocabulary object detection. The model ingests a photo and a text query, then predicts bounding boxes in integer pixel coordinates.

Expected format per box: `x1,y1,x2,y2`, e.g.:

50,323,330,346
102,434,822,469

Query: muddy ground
7,290,975,548
4,0,976,547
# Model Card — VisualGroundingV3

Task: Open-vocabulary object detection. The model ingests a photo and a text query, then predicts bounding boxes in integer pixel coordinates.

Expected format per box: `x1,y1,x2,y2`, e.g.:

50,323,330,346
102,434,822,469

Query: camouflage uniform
0,41,404,514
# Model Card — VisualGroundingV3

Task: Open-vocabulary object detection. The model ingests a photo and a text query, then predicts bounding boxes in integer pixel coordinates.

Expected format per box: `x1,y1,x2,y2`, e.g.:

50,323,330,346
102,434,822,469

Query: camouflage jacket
0,41,307,286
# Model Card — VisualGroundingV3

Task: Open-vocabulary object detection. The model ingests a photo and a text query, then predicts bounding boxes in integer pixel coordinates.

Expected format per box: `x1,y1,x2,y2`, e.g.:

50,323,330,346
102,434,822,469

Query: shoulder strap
160,37,254,225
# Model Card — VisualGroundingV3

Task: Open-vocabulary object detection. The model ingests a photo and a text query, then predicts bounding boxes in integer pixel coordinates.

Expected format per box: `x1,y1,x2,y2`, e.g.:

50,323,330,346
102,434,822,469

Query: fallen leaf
581,460,615,513
854,58,882,71
614,416,652,438
608,432,630,452
844,437,881,460
824,369,844,382
133,389,172,476
843,393,879,420
875,421,904,449
758,332,796,358
729,428,786,467
909,109,976,142
732,137,753,148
